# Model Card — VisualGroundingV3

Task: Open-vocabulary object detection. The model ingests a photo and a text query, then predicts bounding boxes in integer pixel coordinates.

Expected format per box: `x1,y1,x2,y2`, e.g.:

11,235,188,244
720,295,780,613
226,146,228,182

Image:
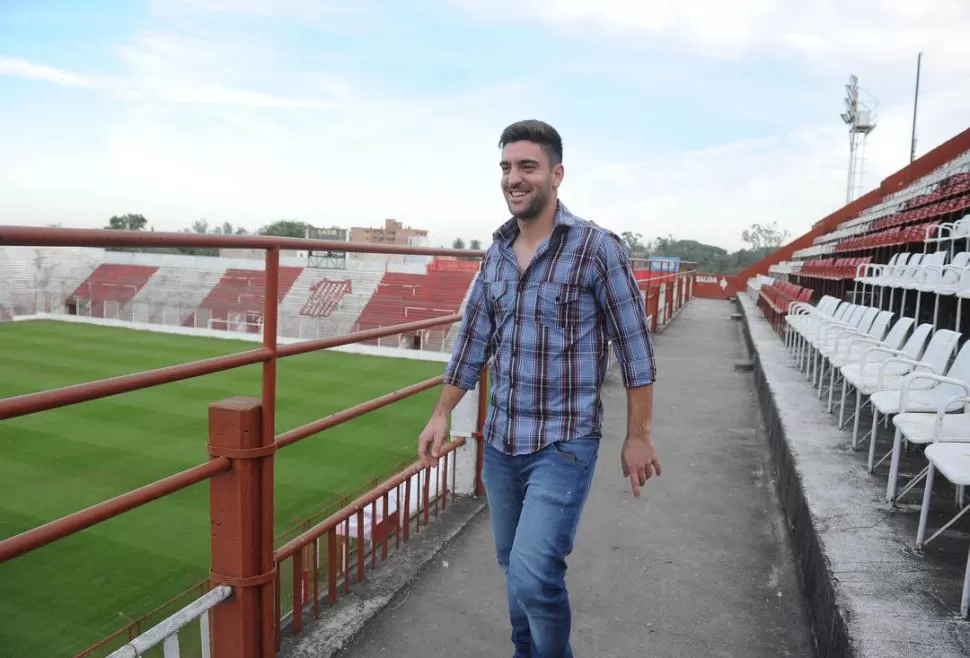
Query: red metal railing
638,270,696,332
75,579,211,657
628,258,697,332
0,225,482,657
0,226,690,656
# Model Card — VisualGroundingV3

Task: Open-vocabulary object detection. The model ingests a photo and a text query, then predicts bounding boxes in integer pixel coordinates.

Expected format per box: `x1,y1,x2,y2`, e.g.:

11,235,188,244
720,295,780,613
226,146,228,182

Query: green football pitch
0,320,449,657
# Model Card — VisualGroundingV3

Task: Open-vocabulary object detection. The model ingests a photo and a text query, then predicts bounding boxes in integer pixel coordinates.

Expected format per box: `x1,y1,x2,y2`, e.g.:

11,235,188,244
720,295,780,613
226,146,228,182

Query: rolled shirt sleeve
593,233,657,388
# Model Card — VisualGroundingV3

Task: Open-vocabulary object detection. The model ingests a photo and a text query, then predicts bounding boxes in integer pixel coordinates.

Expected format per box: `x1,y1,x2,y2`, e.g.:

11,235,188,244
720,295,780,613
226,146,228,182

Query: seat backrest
901,323,934,360
949,251,970,270
855,307,881,334
898,253,926,280
832,302,854,320
922,250,947,268
816,295,840,314
882,317,914,351
934,340,970,400
889,253,914,275
921,329,962,372
951,216,970,240
865,310,895,342
839,305,870,331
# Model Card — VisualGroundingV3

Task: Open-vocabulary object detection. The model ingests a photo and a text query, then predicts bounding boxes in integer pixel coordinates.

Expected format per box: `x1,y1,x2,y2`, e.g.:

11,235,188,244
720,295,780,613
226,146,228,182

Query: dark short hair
498,120,563,166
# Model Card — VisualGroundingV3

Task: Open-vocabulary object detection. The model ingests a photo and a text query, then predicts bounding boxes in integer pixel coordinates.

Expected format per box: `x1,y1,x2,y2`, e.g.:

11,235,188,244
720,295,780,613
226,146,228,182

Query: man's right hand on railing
418,412,448,469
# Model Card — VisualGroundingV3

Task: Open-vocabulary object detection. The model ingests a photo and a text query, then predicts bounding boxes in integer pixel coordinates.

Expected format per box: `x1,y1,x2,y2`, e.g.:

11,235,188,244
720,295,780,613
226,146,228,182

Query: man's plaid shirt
444,202,657,456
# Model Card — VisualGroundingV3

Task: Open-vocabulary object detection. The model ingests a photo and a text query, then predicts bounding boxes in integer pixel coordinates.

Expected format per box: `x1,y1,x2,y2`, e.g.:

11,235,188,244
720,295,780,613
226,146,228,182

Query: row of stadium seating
782,297,970,616
756,280,812,331
752,146,970,619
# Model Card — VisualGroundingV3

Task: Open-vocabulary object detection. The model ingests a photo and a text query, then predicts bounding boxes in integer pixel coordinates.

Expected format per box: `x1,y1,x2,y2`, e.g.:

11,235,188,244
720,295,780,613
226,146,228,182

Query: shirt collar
492,200,575,246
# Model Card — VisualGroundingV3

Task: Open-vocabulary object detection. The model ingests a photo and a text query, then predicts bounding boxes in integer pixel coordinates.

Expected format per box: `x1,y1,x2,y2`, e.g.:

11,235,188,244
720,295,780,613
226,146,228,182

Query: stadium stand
756,279,813,332
69,263,158,320
0,246,480,352
753,138,970,624
130,265,229,325
190,266,303,332
354,268,478,350
279,266,384,339
0,245,98,315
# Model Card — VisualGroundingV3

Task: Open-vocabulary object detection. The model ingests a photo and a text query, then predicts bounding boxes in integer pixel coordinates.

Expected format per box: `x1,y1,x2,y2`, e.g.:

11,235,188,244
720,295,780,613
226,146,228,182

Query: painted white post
450,377,484,497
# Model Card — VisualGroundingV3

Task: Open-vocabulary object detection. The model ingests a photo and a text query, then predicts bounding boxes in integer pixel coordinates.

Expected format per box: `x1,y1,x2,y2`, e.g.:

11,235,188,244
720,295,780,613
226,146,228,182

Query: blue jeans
482,436,600,658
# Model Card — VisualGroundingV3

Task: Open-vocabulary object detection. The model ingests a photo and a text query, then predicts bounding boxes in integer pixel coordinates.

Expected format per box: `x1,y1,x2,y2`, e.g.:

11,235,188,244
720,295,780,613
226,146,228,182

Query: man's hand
621,433,661,498
418,413,449,469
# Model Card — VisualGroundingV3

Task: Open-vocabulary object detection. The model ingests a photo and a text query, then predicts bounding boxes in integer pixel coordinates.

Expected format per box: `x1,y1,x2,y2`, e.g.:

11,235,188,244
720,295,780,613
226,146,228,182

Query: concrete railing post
207,396,276,658
450,367,489,498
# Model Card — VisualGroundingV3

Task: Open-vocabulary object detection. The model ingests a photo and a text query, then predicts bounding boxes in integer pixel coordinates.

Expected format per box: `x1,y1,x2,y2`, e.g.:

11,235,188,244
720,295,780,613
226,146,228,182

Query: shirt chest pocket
487,280,513,320
534,282,589,330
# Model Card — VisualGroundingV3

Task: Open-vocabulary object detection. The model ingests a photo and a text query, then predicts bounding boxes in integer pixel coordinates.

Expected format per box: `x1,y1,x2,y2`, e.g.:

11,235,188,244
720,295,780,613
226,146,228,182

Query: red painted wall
693,273,740,299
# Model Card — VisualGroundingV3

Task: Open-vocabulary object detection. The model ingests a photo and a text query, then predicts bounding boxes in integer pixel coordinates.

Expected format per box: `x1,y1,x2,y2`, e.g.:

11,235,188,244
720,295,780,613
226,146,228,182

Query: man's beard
508,187,549,221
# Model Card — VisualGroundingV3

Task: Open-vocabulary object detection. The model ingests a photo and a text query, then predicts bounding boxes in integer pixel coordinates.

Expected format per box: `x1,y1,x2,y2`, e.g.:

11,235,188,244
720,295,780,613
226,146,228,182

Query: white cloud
151,0,386,33
0,56,95,88
0,40,345,110
450,0,970,67
2,0,969,259
116,31,349,109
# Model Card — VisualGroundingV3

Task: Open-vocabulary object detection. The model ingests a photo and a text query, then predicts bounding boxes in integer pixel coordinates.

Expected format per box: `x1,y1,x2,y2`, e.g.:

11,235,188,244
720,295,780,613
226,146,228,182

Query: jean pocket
551,438,598,469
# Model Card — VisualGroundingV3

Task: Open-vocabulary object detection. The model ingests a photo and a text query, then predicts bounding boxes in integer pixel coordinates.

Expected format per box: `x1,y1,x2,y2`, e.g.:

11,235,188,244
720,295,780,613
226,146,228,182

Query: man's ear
553,163,564,189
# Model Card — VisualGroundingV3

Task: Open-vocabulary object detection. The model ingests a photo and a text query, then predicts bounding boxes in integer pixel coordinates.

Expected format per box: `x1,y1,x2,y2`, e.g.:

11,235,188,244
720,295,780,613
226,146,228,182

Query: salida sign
694,273,736,298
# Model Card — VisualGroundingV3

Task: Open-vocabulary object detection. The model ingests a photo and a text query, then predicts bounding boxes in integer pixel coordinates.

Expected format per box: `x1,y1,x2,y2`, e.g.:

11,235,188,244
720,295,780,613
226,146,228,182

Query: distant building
351,219,427,247
351,219,430,264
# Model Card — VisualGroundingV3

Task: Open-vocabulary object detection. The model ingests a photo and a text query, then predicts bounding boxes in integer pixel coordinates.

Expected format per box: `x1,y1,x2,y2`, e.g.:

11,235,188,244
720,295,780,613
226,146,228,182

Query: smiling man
418,119,660,658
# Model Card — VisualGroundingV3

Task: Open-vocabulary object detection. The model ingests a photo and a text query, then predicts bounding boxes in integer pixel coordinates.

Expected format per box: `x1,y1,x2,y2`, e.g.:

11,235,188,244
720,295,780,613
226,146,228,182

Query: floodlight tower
840,74,878,204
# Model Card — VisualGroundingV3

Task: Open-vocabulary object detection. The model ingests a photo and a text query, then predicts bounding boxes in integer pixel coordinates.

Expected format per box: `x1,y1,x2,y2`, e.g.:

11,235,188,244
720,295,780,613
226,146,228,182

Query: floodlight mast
841,74,878,204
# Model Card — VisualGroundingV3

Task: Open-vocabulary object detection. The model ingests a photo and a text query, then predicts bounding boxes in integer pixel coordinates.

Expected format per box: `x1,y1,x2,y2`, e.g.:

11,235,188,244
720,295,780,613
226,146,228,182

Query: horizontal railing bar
273,458,411,542
274,437,465,562
0,225,484,258
105,585,233,658
74,580,210,657
276,315,462,358
275,375,445,449
0,348,273,420
0,457,231,564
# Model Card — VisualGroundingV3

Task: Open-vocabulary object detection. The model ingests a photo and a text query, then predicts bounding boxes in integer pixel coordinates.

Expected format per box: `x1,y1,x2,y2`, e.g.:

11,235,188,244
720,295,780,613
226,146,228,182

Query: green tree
741,221,791,255
620,231,647,257
259,220,310,238
105,214,148,231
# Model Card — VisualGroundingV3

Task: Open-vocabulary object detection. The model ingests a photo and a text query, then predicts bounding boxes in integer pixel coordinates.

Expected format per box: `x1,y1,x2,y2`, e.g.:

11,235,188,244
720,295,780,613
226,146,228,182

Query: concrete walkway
335,298,815,657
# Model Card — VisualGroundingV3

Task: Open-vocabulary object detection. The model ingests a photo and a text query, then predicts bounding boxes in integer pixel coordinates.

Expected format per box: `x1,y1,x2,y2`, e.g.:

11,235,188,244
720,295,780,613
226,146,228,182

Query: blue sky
1,0,969,251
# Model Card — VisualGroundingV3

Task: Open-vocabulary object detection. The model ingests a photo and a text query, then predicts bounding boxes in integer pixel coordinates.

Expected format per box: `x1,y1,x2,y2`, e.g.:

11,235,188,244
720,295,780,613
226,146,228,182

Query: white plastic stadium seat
839,327,956,448
868,339,970,480
915,441,970,619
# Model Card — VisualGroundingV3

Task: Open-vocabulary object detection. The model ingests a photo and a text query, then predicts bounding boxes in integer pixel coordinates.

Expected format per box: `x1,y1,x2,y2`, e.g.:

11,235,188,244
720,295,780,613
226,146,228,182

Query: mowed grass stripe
0,320,447,657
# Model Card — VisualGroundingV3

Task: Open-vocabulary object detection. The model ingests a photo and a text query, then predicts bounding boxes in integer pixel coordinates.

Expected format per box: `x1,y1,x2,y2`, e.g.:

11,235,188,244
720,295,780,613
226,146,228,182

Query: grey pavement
335,298,815,658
